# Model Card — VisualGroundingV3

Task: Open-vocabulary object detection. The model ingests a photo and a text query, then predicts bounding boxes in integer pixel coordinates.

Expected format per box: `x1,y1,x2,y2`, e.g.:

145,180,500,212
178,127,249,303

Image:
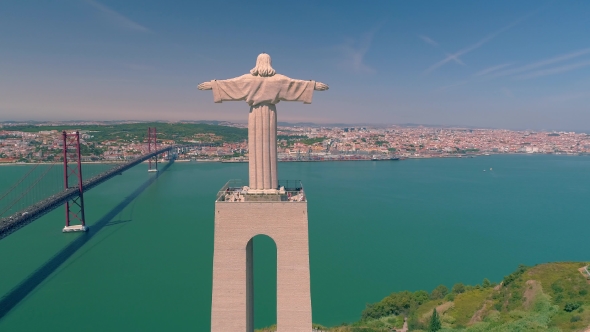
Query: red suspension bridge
0,127,180,240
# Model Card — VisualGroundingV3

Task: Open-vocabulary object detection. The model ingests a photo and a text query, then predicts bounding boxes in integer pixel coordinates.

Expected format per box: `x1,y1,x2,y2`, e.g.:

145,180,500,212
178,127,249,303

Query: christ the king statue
198,53,328,191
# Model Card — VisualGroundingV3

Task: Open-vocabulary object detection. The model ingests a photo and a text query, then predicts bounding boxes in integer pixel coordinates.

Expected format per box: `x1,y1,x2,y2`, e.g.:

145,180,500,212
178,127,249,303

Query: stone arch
211,202,311,332
246,234,277,331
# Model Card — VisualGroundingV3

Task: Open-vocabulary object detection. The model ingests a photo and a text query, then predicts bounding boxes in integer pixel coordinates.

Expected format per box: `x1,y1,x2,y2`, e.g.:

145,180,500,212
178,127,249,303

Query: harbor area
216,180,306,202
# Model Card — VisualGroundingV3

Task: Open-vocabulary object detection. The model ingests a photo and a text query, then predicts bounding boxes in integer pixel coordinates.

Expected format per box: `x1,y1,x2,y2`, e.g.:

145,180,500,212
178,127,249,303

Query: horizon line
1,119,589,134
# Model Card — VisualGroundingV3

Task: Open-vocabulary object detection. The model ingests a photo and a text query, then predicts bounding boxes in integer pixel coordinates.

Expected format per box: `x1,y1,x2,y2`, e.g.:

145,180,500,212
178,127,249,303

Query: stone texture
211,201,312,332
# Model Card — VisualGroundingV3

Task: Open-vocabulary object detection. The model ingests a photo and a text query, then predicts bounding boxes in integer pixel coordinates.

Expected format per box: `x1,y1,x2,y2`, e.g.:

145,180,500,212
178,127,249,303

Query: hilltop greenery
5,122,248,143
257,262,590,332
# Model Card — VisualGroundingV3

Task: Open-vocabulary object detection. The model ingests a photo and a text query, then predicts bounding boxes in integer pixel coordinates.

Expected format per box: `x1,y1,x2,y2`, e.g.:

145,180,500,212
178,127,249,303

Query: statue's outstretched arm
198,81,212,90
315,82,329,91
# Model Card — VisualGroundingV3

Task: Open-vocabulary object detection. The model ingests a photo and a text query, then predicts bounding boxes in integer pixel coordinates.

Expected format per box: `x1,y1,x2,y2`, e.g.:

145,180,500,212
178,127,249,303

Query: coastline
1,152,588,166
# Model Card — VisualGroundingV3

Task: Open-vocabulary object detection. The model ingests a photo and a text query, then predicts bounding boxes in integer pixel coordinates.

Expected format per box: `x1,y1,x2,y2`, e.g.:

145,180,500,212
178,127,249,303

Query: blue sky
1,0,589,131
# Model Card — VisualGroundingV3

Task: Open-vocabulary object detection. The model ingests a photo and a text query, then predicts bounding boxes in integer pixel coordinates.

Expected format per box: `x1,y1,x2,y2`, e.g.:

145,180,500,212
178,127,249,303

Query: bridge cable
0,164,56,217
0,164,40,202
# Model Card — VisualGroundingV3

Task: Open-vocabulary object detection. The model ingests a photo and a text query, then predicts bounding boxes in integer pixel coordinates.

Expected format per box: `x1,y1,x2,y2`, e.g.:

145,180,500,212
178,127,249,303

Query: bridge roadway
0,145,177,240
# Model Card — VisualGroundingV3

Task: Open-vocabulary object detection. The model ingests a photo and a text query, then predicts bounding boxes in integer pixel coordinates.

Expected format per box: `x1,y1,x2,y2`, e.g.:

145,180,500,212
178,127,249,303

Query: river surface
1,155,589,331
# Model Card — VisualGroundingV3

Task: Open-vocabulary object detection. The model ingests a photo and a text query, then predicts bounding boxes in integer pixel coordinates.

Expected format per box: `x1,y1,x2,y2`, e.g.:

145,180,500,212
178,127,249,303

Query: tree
413,290,430,305
482,278,492,288
430,285,449,300
452,283,465,294
428,308,441,332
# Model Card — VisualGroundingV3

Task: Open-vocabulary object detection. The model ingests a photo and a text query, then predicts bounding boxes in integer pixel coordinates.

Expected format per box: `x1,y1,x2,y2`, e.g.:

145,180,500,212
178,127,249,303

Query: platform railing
216,179,305,202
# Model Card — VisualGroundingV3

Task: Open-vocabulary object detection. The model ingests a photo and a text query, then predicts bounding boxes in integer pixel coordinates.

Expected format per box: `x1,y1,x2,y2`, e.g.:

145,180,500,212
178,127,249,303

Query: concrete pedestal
211,200,312,332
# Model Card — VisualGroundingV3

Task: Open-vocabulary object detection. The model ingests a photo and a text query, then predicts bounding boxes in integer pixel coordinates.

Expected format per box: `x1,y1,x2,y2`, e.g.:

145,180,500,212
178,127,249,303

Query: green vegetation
299,137,326,145
256,262,589,332
79,143,105,156
428,308,441,331
5,122,248,143
277,135,307,140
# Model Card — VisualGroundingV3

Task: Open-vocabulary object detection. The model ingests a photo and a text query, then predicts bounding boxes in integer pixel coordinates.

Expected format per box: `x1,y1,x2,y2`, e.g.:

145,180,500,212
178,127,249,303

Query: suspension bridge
0,127,180,240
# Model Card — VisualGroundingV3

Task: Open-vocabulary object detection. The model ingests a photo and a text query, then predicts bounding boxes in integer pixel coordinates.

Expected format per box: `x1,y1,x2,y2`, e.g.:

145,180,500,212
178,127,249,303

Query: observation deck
216,180,306,203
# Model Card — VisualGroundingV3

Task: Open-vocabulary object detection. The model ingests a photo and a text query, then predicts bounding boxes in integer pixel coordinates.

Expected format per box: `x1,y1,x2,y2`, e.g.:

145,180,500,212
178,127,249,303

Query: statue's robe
210,74,316,190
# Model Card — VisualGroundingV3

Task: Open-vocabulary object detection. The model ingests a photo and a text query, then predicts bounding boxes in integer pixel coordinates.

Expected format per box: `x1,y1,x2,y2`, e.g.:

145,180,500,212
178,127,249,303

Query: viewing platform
216,180,306,203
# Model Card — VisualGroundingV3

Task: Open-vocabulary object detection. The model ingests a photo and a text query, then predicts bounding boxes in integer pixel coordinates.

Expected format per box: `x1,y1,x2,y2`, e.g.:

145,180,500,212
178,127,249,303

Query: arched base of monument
211,181,312,332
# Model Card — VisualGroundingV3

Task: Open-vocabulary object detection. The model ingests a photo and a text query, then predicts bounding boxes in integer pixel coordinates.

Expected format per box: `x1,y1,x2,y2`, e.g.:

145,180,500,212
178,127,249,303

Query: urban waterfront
1,155,589,331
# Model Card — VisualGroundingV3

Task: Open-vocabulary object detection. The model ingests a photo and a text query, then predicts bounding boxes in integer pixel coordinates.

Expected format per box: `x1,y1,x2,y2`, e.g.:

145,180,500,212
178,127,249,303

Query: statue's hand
315,82,329,91
198,81,212,90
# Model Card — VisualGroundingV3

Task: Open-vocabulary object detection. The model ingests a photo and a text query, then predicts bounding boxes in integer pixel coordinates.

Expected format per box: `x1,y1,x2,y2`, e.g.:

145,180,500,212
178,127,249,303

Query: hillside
257,262,590,332
4,122,248,143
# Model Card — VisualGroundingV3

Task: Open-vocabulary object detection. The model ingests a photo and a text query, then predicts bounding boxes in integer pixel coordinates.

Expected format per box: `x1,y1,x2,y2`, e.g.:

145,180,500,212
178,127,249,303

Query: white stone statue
198,53,328,191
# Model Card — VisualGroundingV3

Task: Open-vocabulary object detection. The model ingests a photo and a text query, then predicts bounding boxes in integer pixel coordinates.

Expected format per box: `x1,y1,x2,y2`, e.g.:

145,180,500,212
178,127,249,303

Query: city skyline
1,1,589,131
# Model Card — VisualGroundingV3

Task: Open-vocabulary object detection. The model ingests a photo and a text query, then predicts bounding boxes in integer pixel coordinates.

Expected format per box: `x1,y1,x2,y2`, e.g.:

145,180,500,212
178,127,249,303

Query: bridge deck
0,146,176,240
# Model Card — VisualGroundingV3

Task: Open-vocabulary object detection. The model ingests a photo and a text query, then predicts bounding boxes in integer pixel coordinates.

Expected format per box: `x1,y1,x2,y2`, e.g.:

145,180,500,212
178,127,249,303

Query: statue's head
250,53,276,77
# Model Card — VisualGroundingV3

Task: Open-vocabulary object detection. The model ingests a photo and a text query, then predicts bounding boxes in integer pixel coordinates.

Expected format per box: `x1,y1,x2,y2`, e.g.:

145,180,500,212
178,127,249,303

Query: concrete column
276,226,312,332
248,110,257,189
255,109,264,189
270,107,278,188
262,106,271,189
211,202,312,332
246,239,254,332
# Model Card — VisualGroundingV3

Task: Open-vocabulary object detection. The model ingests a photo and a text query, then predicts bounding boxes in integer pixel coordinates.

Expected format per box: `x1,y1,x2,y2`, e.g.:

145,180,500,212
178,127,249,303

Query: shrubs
564,302,582,312
361,291,415,319
452,283,465,294
430,285,449,300
414,290,430,305
502,264,528,286
362,280,500,323
551,281,564,293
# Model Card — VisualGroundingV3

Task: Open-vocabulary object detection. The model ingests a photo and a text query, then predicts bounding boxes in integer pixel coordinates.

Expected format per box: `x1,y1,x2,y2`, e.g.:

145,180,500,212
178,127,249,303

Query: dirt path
398,317,408,332
577,266,590,284
469,301,490,324
421,301,454,320
523,280,542,309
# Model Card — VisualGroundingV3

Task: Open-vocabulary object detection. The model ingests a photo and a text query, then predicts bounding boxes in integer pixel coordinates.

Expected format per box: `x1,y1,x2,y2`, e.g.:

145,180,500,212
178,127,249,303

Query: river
1,155,589,330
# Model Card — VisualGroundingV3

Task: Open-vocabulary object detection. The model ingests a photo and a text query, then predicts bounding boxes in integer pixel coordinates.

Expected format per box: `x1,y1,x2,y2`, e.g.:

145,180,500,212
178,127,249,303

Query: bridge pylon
62,131,88,233
147,127,158,172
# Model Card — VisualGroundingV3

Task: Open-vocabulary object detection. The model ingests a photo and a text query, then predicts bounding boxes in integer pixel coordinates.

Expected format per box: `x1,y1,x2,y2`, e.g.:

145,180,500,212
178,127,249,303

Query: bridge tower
147,127,158,172
62,131,88,233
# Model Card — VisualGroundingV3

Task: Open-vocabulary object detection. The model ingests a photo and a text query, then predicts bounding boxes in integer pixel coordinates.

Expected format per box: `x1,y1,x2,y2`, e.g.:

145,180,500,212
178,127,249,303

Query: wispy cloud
437,49,590,91
419,35,438,47
445,53,466,66
338,28,381,74
491,48,590,78
474,63,513,76
424,7,540,75
515,59,590,80
419,35,465,66
84,0,150,32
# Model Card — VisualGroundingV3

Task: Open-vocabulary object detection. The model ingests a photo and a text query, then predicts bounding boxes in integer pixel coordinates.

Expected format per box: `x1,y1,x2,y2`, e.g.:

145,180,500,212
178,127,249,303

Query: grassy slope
298,262,590,332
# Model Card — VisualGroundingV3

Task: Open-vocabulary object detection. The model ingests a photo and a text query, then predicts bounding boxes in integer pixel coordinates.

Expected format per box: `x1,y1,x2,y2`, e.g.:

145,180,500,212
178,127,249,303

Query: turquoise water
1,155,589,330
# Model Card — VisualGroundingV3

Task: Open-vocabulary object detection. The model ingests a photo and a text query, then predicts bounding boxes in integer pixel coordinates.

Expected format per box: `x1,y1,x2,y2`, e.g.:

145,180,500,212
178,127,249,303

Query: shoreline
1,152,588,165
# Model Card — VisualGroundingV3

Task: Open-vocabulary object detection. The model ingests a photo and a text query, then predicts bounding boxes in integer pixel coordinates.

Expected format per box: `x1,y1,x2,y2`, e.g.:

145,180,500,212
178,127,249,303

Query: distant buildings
0,124,589,163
